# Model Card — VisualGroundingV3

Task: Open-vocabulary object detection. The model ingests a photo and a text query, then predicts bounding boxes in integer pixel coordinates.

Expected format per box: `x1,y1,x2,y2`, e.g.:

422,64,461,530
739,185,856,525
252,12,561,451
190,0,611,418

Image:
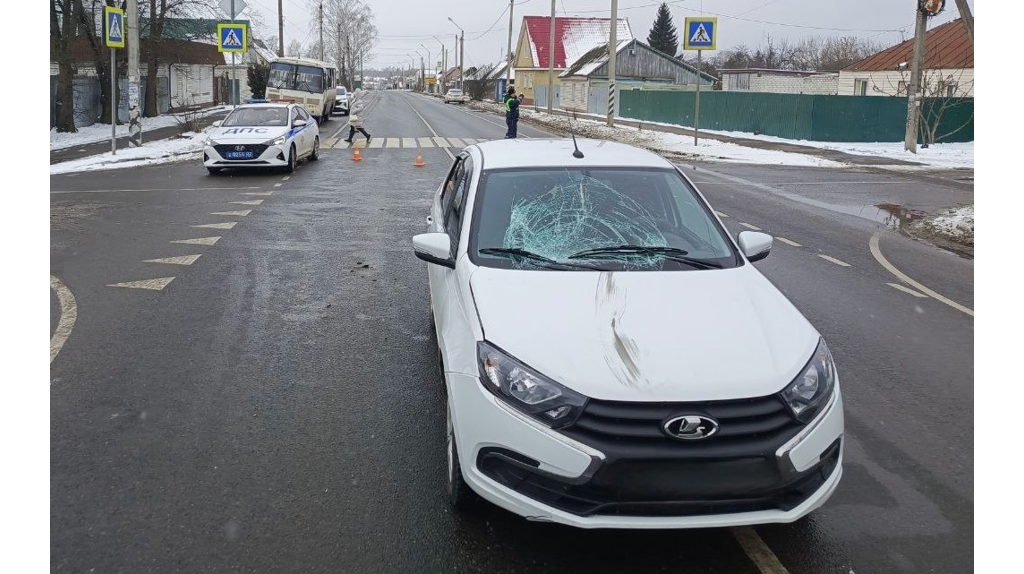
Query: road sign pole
694,49,701,145
111,48,116,154
231,0,236,105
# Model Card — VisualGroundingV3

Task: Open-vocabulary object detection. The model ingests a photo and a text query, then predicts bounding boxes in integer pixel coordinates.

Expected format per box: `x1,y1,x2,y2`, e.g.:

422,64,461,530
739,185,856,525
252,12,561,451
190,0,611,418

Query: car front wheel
445,392,476,510
285,144,296,173
310,136,320,161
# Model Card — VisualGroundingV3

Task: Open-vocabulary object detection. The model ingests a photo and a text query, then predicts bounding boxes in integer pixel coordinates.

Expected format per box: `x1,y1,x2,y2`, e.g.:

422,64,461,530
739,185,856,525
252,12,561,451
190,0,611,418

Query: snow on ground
49,98,973,246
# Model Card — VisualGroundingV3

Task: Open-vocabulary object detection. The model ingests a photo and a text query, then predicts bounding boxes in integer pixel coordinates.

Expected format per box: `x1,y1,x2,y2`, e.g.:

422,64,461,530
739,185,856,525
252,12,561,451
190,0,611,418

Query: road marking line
870,233,973,316
242,191,273,196
418,137,435,148
172,236,220,245
732,527,790,574
281,176,291,180
432,136,449,148
231,200,263,206
50,274,78,364
887,282,929,298
273,183,282,188
818,254,851,267
324,137,338,147
192,222,237,230
739,222,761,230
715,211,729,218
368,138,384,148
385,137,400,148
50,187,262,195
776,237,802,247
333,139,350,149
404,99,456,161
210,210,251,217
448,137,466,147
107,277,175,291
402,137,417,148
144,254,202,265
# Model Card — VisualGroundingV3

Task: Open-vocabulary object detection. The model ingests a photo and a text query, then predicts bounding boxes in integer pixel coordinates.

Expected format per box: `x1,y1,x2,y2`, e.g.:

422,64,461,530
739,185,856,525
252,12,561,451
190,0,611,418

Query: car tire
310,136,320,161
445,385,477,511
285,144,296,173
207,167,222,175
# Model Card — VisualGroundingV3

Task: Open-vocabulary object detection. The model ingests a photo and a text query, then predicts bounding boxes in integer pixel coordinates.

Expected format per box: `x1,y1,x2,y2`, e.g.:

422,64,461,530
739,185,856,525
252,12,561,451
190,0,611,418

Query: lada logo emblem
663,415,719,440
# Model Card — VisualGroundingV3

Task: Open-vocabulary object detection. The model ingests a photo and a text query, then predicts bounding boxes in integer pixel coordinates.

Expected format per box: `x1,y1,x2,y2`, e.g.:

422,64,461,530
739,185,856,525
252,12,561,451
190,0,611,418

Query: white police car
203,101,320,174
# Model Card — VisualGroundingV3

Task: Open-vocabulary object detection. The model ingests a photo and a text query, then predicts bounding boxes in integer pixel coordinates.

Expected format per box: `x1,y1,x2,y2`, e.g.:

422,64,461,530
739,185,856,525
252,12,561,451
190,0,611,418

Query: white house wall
837,68,974,97
723,73,838,95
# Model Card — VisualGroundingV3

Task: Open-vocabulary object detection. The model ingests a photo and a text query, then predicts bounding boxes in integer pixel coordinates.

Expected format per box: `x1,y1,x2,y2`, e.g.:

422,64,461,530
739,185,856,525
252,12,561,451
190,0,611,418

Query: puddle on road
772,190,928,230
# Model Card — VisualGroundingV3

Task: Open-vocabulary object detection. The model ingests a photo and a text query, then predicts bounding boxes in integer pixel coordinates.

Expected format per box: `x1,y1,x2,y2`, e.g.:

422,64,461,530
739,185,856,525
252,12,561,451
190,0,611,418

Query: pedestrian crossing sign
683,17,717,51
104,6,125,49
217,22,248,53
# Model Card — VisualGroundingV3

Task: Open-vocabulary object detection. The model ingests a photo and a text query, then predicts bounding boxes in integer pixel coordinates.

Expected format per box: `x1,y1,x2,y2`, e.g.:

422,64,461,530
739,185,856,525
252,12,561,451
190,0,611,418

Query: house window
855,78,868,95
734,73,750,90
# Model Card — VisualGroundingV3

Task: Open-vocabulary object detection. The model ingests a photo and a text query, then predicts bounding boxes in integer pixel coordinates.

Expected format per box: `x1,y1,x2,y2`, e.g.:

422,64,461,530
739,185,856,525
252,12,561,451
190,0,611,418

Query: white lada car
413,138,844,529
203,101,320,175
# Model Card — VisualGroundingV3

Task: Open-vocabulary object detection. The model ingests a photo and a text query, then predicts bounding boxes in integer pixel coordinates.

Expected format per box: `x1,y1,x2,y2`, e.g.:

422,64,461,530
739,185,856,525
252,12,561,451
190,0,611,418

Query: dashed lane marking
818,254,851,267
50,274,78,364
273,183,282,188
732,527,791,574
869,233,973,317
715,211,729,218
210,210,251,217
887,282,929,298
171,236,220,246
144,254,202,266
192,222,237,230
776,237,802,247
242,191,273,196
107,277,175,291
739,222,762,231
231,200,263,206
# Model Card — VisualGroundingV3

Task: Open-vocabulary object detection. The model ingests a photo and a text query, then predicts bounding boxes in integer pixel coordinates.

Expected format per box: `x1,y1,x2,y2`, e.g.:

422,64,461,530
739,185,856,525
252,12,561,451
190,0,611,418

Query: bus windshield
268,62,325,94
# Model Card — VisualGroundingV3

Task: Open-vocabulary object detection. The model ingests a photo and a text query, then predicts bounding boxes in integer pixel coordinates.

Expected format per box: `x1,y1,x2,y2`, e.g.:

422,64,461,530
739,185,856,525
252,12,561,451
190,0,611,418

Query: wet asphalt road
51,90,973,573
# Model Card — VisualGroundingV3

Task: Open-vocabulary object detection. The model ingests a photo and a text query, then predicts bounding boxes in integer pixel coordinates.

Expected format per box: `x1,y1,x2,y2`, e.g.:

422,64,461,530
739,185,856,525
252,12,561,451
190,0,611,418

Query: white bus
265,57,338,123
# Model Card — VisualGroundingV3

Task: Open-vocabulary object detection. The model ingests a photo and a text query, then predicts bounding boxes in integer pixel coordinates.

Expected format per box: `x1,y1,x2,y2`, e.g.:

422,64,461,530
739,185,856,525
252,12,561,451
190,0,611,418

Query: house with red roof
512,15,632,105
839,18,973,97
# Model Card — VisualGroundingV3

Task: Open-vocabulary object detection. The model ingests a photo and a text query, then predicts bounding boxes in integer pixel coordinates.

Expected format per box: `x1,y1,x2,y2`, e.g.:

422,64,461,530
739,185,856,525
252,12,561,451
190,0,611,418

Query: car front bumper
447,371,844,529
204,143,290,167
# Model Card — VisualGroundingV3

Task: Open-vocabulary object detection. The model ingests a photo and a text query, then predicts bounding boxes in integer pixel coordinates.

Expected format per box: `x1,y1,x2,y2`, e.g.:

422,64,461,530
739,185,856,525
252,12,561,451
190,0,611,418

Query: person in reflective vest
504,86,523,139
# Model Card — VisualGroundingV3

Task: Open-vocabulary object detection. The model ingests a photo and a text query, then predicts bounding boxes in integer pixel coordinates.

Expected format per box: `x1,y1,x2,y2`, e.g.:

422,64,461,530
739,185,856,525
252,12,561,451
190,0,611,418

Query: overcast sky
242,0,972,71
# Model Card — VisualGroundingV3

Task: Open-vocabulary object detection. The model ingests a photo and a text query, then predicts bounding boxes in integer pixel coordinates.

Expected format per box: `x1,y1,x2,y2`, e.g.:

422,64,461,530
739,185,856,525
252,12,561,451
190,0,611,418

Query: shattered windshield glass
469,168,737,271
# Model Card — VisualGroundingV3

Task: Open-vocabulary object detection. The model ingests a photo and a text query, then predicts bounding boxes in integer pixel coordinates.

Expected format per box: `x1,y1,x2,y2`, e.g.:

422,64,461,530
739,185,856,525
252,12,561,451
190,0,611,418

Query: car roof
470,138,673,171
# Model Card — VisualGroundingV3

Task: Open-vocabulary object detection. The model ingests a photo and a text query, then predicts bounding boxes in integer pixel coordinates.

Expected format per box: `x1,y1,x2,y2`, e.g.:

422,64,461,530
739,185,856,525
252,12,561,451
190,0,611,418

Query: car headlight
780,338,837,423
478,341,587,429
205,138,219,146
267,135,287,146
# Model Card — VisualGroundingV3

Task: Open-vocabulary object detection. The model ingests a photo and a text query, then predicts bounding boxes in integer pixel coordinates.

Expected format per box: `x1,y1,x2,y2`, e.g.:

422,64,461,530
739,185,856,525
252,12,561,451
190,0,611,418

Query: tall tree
78,0,118,125
646,3,679,57
51,0,80,132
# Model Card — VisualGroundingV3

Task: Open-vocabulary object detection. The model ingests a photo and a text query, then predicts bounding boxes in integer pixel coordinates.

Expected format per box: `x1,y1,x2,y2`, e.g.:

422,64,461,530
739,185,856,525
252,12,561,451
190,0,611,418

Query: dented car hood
469,266,820,402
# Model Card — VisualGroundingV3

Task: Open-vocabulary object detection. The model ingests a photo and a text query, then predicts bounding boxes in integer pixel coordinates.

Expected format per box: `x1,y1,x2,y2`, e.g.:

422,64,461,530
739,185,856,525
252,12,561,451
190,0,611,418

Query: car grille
561,394,802,459
214,144,270,157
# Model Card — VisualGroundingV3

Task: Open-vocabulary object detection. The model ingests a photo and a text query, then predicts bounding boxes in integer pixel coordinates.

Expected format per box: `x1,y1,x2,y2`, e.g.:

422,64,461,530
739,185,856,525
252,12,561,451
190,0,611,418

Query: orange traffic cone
413,150,425,167
352,146,362,162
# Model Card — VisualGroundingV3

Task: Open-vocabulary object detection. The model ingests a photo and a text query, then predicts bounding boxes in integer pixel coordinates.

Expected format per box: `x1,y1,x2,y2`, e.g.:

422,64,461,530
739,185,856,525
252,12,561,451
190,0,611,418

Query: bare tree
322,0,378,88
139,0,214,118
51,0,80,132
286,39,303,57
78,0,118,125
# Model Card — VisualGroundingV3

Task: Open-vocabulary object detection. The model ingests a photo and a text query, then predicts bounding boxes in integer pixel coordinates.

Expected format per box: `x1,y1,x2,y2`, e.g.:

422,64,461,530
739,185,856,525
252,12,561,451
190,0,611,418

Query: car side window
439,157,464,216
445,156,474,253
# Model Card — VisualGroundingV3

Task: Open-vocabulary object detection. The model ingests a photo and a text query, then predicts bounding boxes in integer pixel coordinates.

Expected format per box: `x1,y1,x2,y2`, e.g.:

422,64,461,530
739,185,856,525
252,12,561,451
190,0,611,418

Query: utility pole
954,0,973,44
421,56,425,92
126,0,141,146
904,4,928,153
459,31,464,90
506,0,514,86
318,3,324,61
547,0,555,113
277,0,284,56
607,0,617,126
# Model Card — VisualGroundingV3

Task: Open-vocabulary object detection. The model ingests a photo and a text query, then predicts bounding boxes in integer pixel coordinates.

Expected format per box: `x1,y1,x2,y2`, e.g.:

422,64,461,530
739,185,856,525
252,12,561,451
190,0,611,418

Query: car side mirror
413,233,455,269
737,231,773,262
293,119,307,127
211,120,222,127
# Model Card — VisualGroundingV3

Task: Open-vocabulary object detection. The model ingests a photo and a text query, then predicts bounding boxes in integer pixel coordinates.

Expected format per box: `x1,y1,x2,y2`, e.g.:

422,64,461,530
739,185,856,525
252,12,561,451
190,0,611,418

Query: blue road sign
218,23,248,53
683,17,717,51
105,7,125,49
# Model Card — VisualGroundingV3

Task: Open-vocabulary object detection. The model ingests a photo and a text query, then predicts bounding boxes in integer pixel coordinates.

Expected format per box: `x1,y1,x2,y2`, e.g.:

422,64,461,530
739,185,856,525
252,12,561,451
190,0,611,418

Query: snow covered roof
561,39,633,77
486,61,516,81
522,16,633,69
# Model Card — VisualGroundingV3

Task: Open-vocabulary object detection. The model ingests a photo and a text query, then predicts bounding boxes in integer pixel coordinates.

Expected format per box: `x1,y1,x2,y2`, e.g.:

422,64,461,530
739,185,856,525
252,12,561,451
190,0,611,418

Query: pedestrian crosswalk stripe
385,138,400,148
369,138,384,148
448,138,466,148
331,137,498,149
432,136,447,148
402,138,417,148
418,137,434,148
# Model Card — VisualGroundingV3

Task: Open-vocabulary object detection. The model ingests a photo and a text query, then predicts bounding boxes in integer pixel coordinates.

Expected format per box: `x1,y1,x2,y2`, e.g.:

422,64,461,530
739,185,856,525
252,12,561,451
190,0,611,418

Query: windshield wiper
479,248,598,270
567,245,722,269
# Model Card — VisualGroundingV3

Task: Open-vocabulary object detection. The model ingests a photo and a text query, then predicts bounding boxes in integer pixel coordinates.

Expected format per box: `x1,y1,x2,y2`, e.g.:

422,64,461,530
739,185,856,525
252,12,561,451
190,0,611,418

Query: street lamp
420,44,432,92
447,17,465,89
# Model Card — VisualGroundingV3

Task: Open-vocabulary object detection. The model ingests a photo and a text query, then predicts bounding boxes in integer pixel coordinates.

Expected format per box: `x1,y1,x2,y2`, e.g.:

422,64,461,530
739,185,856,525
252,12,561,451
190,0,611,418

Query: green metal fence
618,89,974,143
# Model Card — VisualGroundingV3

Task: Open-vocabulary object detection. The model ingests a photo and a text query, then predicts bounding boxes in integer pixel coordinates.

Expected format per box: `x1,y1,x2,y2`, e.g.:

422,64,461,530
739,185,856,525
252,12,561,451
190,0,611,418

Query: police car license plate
225,151,254,159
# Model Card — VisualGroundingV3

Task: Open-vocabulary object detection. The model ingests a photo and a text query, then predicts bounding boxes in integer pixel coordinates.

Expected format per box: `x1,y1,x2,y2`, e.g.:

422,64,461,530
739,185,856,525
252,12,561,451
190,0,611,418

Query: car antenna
569,111,584,159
